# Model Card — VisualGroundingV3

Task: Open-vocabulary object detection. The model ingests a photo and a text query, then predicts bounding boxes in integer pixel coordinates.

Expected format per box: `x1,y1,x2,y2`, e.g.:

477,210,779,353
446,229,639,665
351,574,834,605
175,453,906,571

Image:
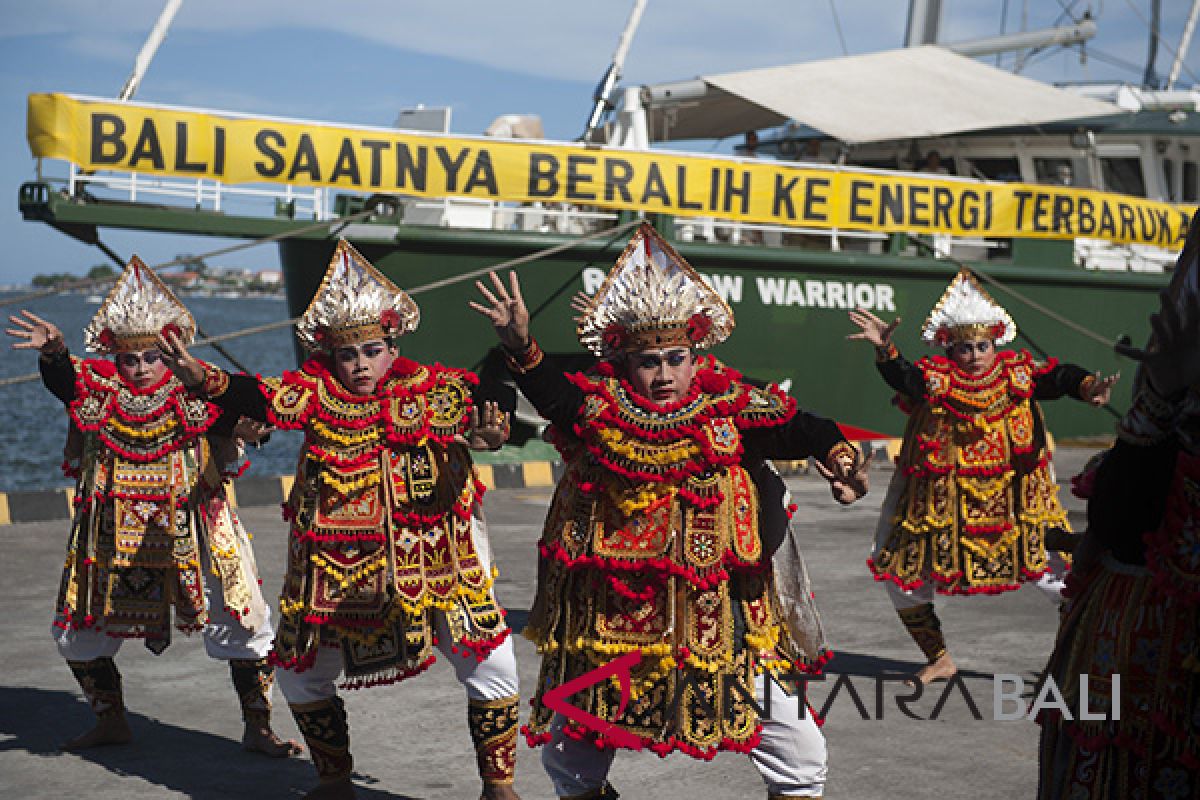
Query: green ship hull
21,183,1166,440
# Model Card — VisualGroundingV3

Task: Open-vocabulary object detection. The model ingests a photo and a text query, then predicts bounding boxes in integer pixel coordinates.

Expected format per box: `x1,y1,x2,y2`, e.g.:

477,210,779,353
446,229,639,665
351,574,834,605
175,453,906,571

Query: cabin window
1184,162,1198,202
963,157,1021,182
1034,157,1084,187
1101,157,1146,197
1163,159,1176,201
849,158,900,170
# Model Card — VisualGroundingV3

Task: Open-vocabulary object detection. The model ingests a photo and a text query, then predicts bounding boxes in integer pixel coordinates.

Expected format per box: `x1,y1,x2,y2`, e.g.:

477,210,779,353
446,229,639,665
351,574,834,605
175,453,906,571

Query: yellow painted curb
475,464,495,490
522,461,554,487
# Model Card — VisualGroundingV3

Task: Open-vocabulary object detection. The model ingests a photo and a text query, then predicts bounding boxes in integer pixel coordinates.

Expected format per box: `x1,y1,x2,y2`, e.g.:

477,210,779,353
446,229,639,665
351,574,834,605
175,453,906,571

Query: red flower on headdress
686,313,712,343
98,327,117,350
988,322,1006,340
602,323,628,352
160,322,182,342
934,327,952,347
313,326,329,345
380,308,400,333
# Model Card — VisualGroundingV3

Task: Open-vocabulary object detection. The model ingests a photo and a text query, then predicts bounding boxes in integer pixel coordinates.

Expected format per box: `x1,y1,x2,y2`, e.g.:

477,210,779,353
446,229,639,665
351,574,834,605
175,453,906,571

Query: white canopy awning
642,46,1123,144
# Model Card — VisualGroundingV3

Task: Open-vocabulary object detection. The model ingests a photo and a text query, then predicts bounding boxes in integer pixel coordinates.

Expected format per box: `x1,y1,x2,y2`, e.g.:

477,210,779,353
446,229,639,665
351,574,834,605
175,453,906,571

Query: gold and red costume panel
871,350,1071,595
246,355,508,687
521,357,831,758
51,356,261,650
1039,444,1200,798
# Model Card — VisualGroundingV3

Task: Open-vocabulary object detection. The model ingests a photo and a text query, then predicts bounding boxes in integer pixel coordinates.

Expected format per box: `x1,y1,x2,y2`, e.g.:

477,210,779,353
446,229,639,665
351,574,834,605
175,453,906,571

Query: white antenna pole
1167,0,1200,89
118,0,184,101
582,0,649,141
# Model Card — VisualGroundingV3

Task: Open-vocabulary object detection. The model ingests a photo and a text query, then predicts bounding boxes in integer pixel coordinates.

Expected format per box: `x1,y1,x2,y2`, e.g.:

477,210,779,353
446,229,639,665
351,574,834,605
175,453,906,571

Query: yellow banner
27,92,1196,248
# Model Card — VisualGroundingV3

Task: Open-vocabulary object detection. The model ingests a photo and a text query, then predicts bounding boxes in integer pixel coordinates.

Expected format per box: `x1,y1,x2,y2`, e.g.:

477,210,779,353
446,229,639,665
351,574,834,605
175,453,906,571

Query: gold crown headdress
576,223,734,359
84,256,195,354
295,239,420,353
921,268,1016,347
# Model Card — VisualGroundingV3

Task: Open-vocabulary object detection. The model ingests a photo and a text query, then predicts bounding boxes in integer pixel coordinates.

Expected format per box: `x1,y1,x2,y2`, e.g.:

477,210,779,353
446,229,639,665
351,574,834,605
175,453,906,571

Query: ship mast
118,0,183,101
904,0,942,46
1167,0,1200,89
582,0,648,142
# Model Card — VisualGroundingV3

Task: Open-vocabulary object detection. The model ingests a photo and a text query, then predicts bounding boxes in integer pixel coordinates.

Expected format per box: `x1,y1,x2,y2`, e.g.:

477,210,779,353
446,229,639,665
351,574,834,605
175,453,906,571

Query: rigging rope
0,206,379,308
0,219,640,389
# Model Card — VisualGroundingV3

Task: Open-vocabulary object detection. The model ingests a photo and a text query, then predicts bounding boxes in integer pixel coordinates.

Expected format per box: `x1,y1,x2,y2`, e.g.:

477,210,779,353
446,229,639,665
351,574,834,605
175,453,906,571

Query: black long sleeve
742,410,848,464
211,373,271,423
875,352,926,400
38,350,77,405
877,353,1093,404
1087,438,1177,566
1033,362,1091,401
510,357,585,432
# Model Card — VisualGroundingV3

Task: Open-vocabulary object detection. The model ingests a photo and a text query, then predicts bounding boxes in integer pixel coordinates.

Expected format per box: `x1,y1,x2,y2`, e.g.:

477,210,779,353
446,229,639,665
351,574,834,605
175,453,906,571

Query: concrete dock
0,448,1100,799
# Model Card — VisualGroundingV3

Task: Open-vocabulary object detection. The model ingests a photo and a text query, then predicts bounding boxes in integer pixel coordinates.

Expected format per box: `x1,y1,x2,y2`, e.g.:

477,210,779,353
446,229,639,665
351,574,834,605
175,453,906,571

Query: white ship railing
62,164,329,220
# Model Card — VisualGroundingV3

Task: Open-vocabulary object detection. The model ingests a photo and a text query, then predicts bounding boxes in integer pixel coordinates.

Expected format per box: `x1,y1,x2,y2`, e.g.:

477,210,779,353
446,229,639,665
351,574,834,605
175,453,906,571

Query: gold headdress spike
921,268,1016,347
576,223,734,358
83,255,195,354
295,239,420,353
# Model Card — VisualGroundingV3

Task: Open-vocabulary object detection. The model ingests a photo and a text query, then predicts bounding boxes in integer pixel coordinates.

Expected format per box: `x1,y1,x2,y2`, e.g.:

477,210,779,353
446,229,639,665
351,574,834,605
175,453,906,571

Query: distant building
165,271,201,287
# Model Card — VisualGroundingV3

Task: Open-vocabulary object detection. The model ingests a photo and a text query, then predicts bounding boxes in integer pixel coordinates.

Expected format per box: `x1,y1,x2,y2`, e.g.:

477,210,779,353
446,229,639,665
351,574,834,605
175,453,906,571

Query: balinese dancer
5,259,299,756
1036,256,1200,799
157,240,522,800
471,223,869,800
847,269,1117,684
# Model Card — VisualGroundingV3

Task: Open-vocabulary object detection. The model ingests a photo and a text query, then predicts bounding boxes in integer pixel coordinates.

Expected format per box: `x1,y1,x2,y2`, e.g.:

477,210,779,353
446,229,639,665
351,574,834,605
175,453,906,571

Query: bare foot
303,777,356,799
61,714,133,751
912,652,958,685
481,785,522,800
243,722,304,757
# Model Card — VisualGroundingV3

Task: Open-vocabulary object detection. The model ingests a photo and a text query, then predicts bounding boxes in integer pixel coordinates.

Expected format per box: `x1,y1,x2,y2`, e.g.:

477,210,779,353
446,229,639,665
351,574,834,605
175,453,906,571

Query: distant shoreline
0,287,286,299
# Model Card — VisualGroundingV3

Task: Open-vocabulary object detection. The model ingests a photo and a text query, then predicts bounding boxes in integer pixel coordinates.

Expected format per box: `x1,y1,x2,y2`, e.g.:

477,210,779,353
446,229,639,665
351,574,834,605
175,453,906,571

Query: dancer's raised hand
466,400,510,451
1081,372,1120,406
469,271,531,352
156,328,206,389
847,308,901,349
813,447,872,504
7,310,65,355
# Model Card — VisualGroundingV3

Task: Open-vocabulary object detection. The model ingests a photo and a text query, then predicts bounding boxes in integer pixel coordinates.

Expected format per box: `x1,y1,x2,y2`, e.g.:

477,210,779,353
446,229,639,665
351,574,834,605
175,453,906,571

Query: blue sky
0,0,1198,286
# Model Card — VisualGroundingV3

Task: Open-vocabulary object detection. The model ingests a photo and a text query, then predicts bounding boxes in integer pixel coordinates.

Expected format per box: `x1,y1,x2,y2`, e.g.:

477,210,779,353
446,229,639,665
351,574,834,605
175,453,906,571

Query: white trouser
540,672,826,798
275,610,520,705
53,564,276,662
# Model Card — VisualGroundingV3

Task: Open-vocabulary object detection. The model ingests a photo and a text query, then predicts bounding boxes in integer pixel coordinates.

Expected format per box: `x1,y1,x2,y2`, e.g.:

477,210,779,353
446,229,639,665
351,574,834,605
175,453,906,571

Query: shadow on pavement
823,650,995,682
0,686,422,799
